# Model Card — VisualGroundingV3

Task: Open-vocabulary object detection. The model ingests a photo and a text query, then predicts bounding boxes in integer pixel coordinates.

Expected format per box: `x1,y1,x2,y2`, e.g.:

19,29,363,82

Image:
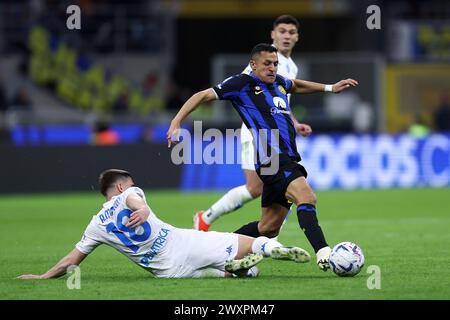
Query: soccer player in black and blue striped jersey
167,43,358,271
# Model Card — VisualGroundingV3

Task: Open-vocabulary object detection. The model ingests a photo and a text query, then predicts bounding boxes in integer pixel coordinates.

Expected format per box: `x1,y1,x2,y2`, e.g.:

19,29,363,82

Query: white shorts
240,123,256,171
154,229,239,278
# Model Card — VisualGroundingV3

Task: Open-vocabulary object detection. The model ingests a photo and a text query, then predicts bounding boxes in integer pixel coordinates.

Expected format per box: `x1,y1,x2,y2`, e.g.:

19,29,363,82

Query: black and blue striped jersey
213,72,301,169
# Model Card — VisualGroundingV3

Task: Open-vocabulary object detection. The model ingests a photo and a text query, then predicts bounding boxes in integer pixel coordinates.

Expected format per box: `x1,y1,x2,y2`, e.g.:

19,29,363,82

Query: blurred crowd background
0,0,449,146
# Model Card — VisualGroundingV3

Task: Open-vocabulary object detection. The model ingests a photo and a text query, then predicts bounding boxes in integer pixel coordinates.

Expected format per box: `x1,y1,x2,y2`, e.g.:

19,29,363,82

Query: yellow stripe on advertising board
385,64,450,133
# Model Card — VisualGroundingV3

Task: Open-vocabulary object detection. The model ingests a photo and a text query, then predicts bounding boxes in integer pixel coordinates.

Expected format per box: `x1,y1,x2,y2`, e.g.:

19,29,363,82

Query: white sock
251,236,283,257
203,185,253,224
316,246,331,261
192,268,226,278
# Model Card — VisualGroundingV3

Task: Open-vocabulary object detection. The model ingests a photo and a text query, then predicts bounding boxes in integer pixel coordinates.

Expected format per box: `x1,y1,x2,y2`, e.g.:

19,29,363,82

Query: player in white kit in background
17,169,312,280
194,15,313,232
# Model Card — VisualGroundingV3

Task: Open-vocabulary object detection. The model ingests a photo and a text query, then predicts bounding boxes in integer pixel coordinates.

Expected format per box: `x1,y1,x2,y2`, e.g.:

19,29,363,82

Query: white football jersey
76,187,176,274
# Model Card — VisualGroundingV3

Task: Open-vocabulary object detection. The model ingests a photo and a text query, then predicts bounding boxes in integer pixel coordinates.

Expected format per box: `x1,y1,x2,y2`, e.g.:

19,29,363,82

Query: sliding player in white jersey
194,15,313,232
17,169,311,280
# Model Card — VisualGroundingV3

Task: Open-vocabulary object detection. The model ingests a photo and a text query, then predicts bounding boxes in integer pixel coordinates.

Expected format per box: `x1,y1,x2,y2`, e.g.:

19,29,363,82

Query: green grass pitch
1,188,450,300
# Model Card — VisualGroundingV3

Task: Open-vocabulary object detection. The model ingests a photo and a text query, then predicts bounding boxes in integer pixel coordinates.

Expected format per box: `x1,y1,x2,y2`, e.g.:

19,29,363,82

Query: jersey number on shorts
106,209,151,253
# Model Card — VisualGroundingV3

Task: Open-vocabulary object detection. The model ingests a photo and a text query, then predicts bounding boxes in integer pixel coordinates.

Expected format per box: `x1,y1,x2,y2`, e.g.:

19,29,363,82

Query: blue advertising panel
181,133,450,191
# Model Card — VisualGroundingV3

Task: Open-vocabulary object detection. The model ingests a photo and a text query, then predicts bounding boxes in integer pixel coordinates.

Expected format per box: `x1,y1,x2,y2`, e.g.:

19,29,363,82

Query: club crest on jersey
278,85,286,95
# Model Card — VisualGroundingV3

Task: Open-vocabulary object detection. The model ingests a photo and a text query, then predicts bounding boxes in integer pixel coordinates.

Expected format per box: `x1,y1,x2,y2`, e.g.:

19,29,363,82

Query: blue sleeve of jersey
213,74,245,100
285,78,293,92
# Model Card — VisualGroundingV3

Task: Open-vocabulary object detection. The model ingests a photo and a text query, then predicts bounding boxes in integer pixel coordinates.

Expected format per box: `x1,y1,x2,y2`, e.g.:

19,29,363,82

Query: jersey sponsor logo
140,228,171,266
255,90,264,95
270,107,291,115
270,97,290,115
273,97,287,109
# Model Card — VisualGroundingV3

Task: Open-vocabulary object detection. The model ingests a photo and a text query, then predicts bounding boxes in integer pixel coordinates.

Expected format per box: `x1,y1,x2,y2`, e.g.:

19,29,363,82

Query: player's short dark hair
251,43,278,60
99,169,132,196
273,15,299,30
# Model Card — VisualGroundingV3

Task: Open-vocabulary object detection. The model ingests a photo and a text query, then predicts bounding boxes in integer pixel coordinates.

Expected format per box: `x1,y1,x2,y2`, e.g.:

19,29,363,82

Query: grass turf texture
1,188,450,300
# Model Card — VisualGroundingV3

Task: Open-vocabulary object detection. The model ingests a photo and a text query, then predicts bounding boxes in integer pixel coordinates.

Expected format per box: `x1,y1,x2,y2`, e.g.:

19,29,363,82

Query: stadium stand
28,26,164,117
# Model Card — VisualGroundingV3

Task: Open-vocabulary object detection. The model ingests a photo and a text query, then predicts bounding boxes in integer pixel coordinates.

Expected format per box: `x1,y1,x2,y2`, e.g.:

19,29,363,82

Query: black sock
234,221,262,237
297,204,328,253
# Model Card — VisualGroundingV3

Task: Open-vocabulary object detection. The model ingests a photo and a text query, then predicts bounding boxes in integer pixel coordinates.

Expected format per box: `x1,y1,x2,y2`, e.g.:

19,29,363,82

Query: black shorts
256,158,308,209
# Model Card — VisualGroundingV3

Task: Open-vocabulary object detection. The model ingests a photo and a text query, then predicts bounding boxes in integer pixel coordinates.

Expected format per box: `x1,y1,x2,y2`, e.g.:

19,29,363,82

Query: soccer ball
329,242,365,277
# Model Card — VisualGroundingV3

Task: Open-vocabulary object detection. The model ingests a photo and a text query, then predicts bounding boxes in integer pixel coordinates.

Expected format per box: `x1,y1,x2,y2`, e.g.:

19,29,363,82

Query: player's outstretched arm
290,78,358,94
17,248,87,279
331,78,359,93
125,193,151,229
167,88,217,147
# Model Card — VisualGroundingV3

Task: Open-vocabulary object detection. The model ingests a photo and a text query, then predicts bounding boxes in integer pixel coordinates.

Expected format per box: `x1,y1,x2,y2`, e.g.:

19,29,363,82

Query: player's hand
16,274,42,279
167,121,181,148
126,207,150,229
332,79,358,93
294,123,312,137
